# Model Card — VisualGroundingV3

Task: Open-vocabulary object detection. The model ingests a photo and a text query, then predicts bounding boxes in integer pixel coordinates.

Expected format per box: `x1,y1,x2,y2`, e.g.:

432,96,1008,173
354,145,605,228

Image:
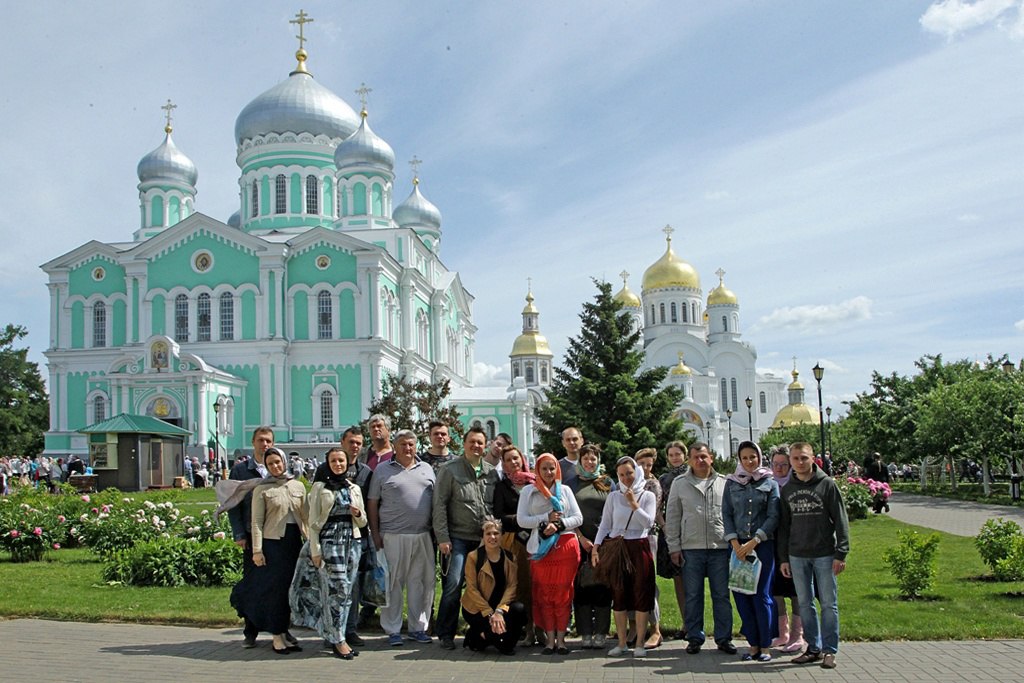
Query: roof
78,413,192,436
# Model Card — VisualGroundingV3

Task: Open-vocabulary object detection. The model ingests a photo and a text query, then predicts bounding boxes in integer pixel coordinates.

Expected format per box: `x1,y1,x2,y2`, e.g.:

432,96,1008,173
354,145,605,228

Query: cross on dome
715,267,726,283
355,82,373,116
527,276,533,293
290,9,314,50
662,224,674,243
409,155,422,185
161,99,177,134
619,270,630,286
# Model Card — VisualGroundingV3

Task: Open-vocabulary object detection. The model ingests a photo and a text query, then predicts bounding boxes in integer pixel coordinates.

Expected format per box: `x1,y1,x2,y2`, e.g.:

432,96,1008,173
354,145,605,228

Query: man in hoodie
778,442,850,671
665,442,737,656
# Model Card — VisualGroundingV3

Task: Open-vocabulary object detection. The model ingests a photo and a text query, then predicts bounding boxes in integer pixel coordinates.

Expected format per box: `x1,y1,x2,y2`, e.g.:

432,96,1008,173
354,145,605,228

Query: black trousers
462,602,526,652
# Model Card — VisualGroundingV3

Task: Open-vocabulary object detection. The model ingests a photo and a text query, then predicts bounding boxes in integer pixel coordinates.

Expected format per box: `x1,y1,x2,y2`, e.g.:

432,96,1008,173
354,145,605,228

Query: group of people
217,418,850,670
0,454,89,494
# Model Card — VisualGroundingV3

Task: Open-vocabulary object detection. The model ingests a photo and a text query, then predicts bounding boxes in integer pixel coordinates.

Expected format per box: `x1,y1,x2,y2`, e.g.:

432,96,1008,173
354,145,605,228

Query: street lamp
745,396,753,441
213,402,225,482
826,406,833,455
812,363,826,457
726,409,734,458
705,420,713,452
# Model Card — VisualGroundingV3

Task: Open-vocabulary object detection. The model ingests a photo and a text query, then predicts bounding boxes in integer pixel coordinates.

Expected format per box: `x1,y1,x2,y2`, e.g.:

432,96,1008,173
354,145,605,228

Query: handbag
577,553,605,588
728,550,762,595
360,550,390,608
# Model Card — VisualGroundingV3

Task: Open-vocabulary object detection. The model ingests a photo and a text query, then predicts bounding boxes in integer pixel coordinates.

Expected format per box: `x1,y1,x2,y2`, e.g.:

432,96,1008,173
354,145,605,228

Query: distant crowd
0,454,89,494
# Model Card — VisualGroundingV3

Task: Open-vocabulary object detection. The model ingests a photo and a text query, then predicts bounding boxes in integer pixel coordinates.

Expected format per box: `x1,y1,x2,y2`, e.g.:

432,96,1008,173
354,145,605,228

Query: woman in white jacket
516,453,582,655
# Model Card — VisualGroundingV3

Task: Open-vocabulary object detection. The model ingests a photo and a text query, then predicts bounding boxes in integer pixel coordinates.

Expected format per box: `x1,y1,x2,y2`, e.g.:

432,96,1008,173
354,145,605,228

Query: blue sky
1,1,1022,414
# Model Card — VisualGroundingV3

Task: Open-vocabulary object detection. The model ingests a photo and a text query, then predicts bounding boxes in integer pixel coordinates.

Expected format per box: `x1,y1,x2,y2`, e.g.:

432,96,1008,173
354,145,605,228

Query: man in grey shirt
367,429,436,646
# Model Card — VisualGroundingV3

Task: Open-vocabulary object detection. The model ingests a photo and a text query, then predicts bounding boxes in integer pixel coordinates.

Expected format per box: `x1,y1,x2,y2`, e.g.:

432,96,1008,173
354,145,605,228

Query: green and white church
41,18,537,467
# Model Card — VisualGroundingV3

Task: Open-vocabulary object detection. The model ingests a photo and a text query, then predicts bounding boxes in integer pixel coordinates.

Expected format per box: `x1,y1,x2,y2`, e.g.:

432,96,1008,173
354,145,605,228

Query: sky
1,0,1022,415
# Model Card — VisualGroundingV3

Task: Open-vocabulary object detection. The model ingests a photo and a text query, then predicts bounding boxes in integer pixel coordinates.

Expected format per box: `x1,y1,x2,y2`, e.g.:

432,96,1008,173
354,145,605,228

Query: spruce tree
534,280,685,466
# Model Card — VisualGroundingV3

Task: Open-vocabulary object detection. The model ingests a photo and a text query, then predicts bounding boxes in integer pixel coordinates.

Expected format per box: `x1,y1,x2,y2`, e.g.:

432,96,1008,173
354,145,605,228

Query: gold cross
715,267,726,284
409,156,422,184
290,9,314,50
619,270,630,286
662,224,674,242
161,99,177,133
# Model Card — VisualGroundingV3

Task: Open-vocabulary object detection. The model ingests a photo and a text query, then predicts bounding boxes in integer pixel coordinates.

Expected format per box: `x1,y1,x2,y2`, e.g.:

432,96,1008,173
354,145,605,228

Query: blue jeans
789,555,839,654
436,536,475,639
682,548,733,645
732,541,776,648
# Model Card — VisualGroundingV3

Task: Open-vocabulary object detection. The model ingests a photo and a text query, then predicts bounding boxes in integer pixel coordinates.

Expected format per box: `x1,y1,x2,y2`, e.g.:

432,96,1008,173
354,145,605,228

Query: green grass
2,514,1022,638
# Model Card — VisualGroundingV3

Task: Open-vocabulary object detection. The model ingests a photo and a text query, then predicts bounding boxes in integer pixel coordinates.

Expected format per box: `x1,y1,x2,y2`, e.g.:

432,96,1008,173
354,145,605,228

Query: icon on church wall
92,266,105,281
193,251,212,272
152,398,171,417
151,341,169,370
316,255,331,270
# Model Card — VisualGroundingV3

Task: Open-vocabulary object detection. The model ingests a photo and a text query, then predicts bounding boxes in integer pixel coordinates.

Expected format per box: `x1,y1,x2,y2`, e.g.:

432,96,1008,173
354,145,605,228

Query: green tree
534,280,686,466
758,422,822,454
0,324,49,456
366,374,464,449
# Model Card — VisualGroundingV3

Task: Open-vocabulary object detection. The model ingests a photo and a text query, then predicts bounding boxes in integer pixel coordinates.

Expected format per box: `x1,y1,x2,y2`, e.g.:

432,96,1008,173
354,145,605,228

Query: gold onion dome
670,352,692,376
642,226,700,291
788,368,804,390
707,269,738,306
521,291,539,315
510,291,552,358
772,403,821,428
613,270,642,308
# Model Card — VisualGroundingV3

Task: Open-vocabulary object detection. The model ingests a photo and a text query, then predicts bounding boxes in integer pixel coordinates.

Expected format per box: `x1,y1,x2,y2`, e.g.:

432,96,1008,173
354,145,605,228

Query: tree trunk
982,453,991,496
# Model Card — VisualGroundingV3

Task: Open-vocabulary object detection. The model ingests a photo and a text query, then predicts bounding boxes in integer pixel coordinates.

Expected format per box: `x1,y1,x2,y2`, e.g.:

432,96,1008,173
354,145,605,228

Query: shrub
975,518,1023,573
993,535,1024,582
76,497,229,557
883,530,940,599
838,479,872,520
103,536,243,587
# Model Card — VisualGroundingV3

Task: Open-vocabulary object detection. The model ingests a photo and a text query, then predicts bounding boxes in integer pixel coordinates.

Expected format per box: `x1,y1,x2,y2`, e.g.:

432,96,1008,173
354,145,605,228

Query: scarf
531,453,564,561
617,456,648,496
575,458,606,482
313,459,349,491
727,441,772,485
214,447,294,520
507,455,536,492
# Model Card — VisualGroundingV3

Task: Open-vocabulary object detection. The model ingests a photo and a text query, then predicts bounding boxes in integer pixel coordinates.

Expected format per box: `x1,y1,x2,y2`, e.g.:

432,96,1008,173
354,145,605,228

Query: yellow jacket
251,479,308,553
460,547,518,617
306,481,367,558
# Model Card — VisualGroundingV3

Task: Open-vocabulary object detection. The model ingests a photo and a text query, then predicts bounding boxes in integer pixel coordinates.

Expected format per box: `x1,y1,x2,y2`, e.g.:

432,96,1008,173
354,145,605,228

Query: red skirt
530,534,580,632
609,537,656,612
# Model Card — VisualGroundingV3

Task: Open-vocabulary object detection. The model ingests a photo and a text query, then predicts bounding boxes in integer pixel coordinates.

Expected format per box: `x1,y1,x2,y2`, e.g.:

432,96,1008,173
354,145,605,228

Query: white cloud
817,359,848,374
755,297,873,333
1015,319,1024,332
920,0,1022,39
704,190,730,201
957,213,982,222
473,362,508,387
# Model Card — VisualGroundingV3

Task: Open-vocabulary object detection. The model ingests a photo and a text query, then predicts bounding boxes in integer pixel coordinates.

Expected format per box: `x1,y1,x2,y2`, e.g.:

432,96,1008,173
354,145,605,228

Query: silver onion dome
137,133,198,186
335,113,395,172
234,71,360,144
227,210,241,228
394,182,441,229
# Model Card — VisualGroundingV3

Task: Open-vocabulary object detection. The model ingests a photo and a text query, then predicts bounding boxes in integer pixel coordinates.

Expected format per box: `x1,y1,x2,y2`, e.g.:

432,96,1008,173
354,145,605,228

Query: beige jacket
460,548,517,617
306,481,367,558
251,479,308,553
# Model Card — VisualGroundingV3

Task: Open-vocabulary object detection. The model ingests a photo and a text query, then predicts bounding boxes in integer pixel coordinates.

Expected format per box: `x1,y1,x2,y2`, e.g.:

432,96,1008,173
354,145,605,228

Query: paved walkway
0,618,1020,682
887,491,1024,536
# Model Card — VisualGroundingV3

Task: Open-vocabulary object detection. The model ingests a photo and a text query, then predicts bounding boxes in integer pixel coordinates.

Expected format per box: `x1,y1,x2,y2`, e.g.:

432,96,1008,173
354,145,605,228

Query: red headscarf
532,452,561,500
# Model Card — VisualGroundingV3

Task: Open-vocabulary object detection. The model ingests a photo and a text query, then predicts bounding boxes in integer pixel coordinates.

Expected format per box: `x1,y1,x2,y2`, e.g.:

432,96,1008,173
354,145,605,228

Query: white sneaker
593,635,607,649
581,635,593,649
607,645,631,657
633,646,647,658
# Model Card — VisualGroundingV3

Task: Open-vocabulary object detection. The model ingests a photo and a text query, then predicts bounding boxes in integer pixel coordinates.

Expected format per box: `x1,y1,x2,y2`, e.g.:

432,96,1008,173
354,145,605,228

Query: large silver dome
235,72,360,144
137,132,198,186
335,114,395,172
394,183,441,229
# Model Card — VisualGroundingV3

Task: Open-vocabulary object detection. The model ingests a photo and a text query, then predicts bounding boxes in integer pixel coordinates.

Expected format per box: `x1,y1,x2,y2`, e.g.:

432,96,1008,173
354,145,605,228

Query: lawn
2,509,1022,639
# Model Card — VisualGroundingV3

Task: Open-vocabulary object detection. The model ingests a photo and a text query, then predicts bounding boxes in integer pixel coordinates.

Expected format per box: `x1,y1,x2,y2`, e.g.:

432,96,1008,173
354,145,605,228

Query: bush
103,536,243,587
883,530,940,599
76,497,230,558
838,479,872,520
0,500,61,562
993,535,1024,582
975,518,1023,572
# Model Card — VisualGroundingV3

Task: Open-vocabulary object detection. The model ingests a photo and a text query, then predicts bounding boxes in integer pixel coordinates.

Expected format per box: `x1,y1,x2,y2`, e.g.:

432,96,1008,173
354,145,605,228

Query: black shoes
346,632,365,646
717,641,738,655
686,641,701,655
242,636,257,649
440,637,456,650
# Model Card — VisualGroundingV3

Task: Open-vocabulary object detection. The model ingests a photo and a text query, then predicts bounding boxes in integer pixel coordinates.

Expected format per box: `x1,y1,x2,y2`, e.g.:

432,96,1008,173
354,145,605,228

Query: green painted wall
112,300,126,347
169,196,181,226
240,152,336,175
131,279,140,342
223,364,261,426
293,291,308,340
353,182,366,215
260,176,271,216
289,247,357,288
71,302,84,348
151,195,164,227
146,233,260,291
268,270,276,337
69,258,127,298
241,291,256,339
67,372,90,429
340,290,355,339
151,295,165,335
289,364,362,427
324,177,334,216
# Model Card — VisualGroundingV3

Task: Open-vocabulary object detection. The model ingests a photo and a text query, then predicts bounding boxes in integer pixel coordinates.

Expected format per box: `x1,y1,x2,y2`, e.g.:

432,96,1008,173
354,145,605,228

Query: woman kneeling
461,517,526,655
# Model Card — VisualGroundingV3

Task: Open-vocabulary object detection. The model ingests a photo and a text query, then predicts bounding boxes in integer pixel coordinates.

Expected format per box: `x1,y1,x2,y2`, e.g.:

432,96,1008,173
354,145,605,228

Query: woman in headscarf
516,452,582,655
570,443,615,650
491,445,537,647
227,447,308,654
290,447,367,660
722,441,780,662
592,456,658,658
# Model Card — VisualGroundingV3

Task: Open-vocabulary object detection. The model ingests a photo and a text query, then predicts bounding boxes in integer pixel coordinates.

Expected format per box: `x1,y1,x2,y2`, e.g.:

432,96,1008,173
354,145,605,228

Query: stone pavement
886,491,1024,536
0,617,1021,683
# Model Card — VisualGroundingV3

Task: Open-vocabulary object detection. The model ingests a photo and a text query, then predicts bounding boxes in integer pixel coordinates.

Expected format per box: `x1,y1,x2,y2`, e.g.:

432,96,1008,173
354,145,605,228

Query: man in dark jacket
778,441,850,670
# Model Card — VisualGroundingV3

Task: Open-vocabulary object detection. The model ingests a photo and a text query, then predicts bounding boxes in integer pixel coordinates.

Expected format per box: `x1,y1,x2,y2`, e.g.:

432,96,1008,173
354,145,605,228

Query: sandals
792,650,822,664
821,653,836,669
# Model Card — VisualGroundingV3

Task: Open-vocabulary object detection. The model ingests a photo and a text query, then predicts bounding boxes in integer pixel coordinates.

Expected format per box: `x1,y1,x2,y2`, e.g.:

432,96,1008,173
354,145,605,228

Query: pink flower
9,530,19,538
33,527,42,536
57,515,66,523
91,507,98,514
52,543,61,549
213,531,226,540
81,495,90,503
101,505,111,513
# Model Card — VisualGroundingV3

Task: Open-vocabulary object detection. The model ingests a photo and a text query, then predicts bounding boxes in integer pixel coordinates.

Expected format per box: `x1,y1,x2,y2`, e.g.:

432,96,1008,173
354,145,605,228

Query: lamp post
826,406,833,455
812,363,826,457
745,396,753,441
213,402,225,482
705,420,713,452
726,409,733,458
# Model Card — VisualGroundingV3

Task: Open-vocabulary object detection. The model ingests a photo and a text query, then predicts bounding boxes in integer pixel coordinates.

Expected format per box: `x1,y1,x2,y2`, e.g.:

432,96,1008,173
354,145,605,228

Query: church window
371,183,383,216
275,175,287,214
197,293,211,342
317,291,332,339
541,363,549,383
306,175,319,214
659,303,665,324
670,302,678,323
93,394,106,423
692,302,698,322
174,294,189,342
319,391,334,429
485,419,497,441
720,378,728,411
682,301,688,323
648,305,655,325
93,302,106,348
525,362,535,384
512,361,521,378
250,180,259,218
730,378,738,411
759,391,767,414
219,293,234,341
722,315,728,332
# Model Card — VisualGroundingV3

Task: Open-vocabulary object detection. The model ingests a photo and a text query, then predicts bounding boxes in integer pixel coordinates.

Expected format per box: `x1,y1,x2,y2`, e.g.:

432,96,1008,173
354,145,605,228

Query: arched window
722,315,728,332
250,179,259,218
93,301,106,347
540,363,549,383
670,302,678,323
659,302,665,323
317,291,332,339
692,302,698,323
219,292,234,340
759,391,767,414
682,301,688,323
319,391,334,428
306,175,319,214
197,293,211,341
93,394,106,423
525,362,535,384
275,174,287,214
512,361,521,378
174,294,189,342
649,305,655,325
485,419,498,441
720,378,728,411
730,378,738,411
